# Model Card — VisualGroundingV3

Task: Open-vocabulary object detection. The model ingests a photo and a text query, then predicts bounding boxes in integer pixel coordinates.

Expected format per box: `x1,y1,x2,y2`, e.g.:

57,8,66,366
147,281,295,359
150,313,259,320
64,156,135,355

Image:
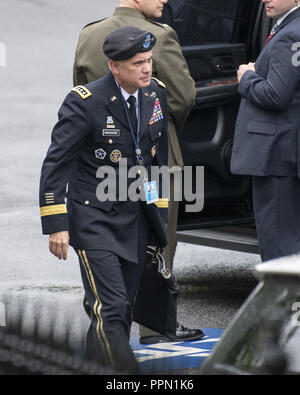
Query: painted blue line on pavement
130,328,224,373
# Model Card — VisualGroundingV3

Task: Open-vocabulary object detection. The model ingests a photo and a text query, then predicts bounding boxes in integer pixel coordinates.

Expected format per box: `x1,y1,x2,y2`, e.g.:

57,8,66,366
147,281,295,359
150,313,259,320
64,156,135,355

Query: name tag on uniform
102,129,121,137
144,181,159,204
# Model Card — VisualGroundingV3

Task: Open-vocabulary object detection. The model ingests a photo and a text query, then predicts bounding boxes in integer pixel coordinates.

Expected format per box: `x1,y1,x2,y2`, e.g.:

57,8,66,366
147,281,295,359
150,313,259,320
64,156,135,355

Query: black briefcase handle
132,246,179,338
146,246,171,279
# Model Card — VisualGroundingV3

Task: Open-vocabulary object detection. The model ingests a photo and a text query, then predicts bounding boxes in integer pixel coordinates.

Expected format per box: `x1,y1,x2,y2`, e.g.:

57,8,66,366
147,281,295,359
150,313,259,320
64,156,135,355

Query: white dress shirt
120,86,139,117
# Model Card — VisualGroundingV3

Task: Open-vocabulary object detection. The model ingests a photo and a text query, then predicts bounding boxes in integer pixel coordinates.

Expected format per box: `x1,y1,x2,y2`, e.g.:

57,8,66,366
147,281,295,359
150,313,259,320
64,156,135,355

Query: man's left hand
237,62,256,83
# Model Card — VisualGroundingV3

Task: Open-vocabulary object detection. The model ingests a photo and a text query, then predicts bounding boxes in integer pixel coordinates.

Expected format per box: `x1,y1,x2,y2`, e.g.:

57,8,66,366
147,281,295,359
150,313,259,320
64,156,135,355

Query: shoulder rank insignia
71,85,92,100
151,77,166,89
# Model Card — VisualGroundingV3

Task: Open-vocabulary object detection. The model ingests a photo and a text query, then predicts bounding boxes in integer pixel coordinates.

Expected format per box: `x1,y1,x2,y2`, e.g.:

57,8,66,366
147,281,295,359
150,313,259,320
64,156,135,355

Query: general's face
111,51,153,93
262,0,298,18
137,0,168,20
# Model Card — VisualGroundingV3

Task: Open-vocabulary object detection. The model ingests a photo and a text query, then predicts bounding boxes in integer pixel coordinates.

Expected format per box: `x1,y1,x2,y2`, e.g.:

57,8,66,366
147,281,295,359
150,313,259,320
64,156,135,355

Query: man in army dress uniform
73,0,204,344
39,26,168,372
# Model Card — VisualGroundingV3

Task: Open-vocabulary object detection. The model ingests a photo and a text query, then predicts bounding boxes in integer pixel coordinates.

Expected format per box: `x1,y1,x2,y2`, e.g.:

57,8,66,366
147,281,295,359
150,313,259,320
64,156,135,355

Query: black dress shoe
139,323,205,344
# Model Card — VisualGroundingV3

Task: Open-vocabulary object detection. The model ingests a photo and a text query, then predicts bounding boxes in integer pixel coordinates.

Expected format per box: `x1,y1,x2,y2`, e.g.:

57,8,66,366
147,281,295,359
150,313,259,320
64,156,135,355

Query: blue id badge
144,181,159,204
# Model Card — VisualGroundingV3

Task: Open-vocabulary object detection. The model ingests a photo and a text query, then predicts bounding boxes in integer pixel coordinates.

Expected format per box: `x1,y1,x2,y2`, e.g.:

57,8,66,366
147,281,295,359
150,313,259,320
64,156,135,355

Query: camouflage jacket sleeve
73,34,88,87
73,30,87,87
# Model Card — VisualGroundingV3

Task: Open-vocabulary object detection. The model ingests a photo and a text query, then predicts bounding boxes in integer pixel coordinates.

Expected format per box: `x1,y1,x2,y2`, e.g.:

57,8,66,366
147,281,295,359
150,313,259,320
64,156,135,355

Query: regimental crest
110,149,122,163
95,148,107,160
149,98,163,126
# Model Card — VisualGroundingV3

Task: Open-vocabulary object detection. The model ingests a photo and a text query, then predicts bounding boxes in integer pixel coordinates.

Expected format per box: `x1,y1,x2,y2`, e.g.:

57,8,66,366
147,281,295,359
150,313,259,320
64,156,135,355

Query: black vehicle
201,256,300,375
159,0,274,255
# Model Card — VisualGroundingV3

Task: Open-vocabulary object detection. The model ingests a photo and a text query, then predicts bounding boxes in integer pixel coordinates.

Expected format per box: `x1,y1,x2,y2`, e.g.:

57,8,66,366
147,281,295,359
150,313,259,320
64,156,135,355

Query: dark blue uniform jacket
39,73,168,263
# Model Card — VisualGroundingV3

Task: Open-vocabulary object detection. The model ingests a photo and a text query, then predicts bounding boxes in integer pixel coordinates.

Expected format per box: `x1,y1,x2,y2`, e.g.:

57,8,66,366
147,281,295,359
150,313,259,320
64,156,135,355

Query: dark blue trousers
252,175,300,262
77,249,145,372
76,214,149,373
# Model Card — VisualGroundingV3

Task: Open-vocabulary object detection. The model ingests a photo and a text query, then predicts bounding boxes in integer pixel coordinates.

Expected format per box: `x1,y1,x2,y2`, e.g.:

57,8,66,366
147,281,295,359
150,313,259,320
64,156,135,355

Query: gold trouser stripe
78,249,114,366
78,250,109,363
155,198,169,208
40,204,67,217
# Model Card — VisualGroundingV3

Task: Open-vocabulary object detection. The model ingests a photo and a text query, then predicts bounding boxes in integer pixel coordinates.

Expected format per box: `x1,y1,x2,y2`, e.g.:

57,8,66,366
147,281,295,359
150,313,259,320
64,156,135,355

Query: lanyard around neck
117,83,144,165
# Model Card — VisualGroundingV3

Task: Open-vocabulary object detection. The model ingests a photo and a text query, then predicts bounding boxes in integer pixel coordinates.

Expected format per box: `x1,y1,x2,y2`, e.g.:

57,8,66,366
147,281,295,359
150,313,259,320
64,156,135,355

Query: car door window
164,0,239,45
158,0,260,228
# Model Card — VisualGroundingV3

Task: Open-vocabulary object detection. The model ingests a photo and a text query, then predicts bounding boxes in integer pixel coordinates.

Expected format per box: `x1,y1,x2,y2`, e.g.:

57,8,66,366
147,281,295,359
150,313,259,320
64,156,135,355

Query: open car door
159,0,266,253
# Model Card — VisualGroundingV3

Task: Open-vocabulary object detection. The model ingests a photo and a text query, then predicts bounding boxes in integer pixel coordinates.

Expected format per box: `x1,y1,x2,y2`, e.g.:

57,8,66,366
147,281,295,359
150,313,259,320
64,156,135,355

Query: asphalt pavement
0,0,261,346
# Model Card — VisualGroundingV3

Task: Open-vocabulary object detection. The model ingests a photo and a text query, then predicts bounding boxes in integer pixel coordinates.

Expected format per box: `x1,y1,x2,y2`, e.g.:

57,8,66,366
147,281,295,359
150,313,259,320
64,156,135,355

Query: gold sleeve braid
40,204,67,217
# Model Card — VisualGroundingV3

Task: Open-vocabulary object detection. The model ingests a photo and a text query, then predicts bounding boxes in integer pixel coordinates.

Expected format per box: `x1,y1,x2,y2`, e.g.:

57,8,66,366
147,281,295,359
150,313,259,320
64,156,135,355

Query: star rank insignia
95,148,107,160
71,85,92,99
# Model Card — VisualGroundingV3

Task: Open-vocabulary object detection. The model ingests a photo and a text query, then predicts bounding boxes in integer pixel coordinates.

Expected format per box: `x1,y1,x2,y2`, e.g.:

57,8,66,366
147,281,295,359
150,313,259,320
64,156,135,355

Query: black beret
103,26,156,61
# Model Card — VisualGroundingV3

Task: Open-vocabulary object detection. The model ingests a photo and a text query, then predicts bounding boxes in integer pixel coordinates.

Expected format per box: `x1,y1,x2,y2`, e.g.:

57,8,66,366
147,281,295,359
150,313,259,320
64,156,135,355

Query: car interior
159,1,274,247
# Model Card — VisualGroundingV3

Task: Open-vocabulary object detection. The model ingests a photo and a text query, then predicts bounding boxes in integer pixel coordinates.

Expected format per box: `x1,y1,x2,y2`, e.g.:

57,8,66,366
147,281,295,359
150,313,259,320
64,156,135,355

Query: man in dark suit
39,26,168,372
231,0,300,262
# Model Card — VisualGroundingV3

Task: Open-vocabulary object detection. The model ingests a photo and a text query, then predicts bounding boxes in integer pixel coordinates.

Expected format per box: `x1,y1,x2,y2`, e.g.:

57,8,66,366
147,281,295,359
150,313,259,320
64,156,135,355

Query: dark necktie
127,95,137,136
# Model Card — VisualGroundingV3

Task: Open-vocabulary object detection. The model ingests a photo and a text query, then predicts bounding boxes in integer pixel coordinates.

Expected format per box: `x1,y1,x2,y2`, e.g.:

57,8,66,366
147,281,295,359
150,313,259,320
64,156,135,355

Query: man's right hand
237,62,256,83
49,231,70,260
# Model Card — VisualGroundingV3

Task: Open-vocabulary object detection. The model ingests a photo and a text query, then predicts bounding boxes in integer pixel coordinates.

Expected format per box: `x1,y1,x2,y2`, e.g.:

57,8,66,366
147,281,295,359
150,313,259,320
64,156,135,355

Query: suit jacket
73,6,196,168
39,73,168,263
230,7,300,177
